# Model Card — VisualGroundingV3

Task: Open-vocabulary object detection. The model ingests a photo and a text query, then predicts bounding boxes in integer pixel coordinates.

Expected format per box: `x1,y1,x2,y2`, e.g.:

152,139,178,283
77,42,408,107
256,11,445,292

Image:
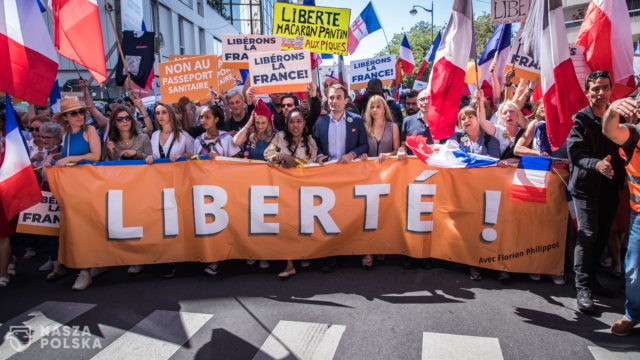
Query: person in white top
477,97,528,167
146,103,194,163
193,105,240,158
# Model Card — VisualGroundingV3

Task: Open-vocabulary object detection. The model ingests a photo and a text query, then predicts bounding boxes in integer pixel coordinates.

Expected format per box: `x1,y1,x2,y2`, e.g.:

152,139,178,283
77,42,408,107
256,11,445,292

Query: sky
314,0,491,61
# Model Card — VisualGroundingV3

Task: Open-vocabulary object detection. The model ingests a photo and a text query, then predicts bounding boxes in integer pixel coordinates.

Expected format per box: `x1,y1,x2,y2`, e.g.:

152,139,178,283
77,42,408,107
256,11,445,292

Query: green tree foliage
376,12,496,88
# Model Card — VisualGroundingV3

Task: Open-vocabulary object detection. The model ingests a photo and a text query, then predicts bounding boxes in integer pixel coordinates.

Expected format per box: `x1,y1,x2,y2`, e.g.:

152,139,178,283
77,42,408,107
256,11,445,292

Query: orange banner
47,159,568,274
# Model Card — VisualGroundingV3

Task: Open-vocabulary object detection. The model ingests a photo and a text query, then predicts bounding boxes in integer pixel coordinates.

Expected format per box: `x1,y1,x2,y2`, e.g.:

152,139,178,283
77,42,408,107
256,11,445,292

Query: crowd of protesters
0,65,637,336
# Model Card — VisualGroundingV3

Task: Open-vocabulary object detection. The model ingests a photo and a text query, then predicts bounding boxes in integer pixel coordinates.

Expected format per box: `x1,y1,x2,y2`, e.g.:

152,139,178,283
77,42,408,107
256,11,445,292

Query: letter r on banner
299,186,340,235
193,185,229,236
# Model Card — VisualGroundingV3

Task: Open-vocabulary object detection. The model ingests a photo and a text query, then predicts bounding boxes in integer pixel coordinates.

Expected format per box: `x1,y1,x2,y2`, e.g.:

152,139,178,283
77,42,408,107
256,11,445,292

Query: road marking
588,346,640,360
91,310,212,360
0,301,96,358
422,332,504,360
253,320,346,360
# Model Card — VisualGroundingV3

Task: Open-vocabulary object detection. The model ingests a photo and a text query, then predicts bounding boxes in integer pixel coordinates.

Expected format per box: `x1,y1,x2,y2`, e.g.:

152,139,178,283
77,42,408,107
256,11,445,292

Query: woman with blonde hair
358,95,404,268
233,113,275,161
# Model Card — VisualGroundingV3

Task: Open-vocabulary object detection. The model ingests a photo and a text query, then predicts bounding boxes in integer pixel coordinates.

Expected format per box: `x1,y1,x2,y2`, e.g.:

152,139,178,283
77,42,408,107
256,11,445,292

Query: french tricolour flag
522,0,588,151
427,140,498,168
347,2,381,55
477,24,511,104
415,31,442,80
0,95,42,221
427,0,475,141
0,0,58,106
399,34,415,76
576,0,635,101
510,156,552,203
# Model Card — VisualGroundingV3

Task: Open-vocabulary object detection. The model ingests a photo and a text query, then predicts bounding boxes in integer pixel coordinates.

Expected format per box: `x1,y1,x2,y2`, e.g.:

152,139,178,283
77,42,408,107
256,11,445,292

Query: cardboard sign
48,159,568,275
168,54,200,61
216,55,242,94
17,191,60,236
349,55,396,90
221,35,283,69
159,55,217,104
249,50,312,94
492,0,531,24
569,44,589,89
413,80,428,91
273,2,350,55
504,43,588,85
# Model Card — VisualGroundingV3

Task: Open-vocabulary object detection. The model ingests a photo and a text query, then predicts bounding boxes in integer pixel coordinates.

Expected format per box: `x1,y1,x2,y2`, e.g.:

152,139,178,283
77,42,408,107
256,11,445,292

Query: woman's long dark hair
283,110,311,158
107,106,138,143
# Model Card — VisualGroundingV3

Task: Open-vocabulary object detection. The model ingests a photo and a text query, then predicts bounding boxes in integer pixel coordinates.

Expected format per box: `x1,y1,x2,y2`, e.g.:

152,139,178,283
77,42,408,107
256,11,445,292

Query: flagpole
370,2,392,52
104,2,131,83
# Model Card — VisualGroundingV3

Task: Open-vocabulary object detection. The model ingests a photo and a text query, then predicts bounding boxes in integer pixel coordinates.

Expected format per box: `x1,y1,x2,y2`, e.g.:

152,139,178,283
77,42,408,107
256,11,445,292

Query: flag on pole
0,95,42,221
510,156,552,203
0,0,59,106
337,55,347,87
347,2,382,55
477,24,512,103
49,80,62,114
52,0,108,84
576,0,635,101
427,0,475,140
415,31,442,80
522,0,588,150
399,34,416,76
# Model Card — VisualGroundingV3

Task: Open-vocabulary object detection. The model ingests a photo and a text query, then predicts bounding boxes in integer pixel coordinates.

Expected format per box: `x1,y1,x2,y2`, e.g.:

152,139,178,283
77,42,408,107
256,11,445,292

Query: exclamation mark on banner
481,191,501,242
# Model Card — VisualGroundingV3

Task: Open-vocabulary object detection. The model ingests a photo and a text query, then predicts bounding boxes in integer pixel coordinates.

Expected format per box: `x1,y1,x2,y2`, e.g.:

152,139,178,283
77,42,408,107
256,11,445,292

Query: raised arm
80,79,109,130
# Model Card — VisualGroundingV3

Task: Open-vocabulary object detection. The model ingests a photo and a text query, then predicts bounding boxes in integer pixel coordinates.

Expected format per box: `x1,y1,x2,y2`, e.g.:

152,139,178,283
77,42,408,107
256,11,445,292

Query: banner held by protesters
222,34,283,69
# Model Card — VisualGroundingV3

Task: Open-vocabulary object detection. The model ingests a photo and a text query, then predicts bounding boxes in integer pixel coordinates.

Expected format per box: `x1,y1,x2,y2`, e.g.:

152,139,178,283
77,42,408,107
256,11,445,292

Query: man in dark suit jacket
313,84,368,164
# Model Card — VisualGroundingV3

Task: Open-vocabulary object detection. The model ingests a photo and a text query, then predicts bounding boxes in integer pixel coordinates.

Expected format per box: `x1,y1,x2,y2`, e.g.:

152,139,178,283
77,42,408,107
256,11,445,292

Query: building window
197,0,204,16
178,17,186,54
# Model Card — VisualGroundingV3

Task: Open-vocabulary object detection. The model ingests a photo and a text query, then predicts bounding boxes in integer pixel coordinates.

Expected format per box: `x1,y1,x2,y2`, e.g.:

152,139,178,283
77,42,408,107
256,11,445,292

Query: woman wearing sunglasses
50,98,101,168
103,106,151,161
47,98,101,290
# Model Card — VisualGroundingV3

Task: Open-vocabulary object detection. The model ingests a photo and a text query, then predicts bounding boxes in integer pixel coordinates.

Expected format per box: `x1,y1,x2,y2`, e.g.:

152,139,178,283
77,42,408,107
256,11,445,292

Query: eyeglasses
66,109,86,117
115,116,133,122
40,135,54,139
282,103,296,108
274,104,283,108
26,127,37,132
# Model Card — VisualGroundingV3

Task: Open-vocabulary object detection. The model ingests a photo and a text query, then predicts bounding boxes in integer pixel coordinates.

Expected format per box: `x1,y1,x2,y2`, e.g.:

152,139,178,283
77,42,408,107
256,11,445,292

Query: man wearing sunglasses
272,82,321,132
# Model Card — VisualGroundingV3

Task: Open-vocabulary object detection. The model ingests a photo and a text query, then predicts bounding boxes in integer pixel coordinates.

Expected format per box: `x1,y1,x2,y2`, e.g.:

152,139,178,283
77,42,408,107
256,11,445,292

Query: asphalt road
0,254,639,360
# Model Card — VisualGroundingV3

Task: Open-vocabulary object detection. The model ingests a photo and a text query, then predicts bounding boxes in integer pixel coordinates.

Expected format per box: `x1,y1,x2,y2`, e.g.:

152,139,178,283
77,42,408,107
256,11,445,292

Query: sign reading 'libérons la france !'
349,55,396,90
249,50,311,94
273,3,350,55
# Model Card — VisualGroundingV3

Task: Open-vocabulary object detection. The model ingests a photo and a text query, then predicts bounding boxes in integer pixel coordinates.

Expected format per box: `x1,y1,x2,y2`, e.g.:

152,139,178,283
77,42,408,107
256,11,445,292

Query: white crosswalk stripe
90,310,212,360
422,332,504,360
0,301,96,358
588,346,640,360
252,320,346,360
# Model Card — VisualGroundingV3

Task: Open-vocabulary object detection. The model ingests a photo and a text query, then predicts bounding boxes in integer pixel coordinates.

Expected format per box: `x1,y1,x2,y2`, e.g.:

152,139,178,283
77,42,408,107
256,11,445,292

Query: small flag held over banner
510,156,553,203
426,140,498,168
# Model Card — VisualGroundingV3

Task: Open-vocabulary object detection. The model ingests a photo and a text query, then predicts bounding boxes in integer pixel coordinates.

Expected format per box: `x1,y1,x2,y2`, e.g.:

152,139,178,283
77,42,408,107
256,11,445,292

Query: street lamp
410,3,434,42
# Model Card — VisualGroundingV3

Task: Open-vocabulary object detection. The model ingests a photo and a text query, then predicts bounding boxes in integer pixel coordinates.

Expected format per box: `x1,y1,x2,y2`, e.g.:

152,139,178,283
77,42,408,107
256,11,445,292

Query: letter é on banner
106,190,143,240
299,186,340,235
192,185,229,236
406,184,436,233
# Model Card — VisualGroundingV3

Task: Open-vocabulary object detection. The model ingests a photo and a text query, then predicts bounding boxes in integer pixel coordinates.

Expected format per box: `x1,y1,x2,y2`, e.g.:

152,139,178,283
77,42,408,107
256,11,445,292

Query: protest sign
249,50,312,94
413,80,428,91
349,55,396,90
48,159,567,275
492,0,530,24
216,56,242,94
273,2,350,55
504,43,589,85
159,55,217,104
168,54,200,61
221,35,283,69
17,191,60,236
569,44,589,89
